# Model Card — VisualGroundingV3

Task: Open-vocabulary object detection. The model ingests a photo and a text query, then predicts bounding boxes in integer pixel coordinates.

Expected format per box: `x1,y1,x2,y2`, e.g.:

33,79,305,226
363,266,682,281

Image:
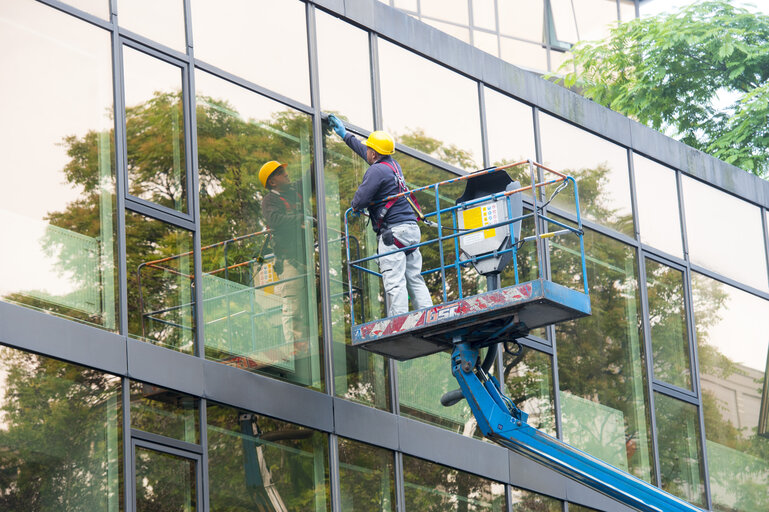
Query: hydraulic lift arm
450,341,704,512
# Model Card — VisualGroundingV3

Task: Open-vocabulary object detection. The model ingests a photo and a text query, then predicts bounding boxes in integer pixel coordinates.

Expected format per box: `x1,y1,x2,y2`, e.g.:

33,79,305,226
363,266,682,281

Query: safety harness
374,160,424,256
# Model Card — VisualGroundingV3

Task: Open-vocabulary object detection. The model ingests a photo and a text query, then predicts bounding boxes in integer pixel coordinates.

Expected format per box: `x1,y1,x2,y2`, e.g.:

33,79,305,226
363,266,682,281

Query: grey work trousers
377,221,433,316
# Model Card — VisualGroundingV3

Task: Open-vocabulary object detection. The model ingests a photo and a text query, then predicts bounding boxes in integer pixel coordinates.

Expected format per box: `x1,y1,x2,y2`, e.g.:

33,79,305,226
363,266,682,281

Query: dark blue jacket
345,133,416,229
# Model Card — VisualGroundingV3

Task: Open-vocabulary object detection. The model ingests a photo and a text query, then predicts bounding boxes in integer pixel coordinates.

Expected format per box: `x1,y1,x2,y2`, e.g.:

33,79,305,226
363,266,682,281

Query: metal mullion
118,27,191,63
120,36,189,66
199,399,210,512
394,451,406,512
639,243,687,268
329,434,342,512
534,106,562,443
678,169,713,511
518,335,554,355
393,142,468,176
37,0,113,30
478,84,490,169
652,381,699,404
306,2,335,397
125,198,196,231
193,60,313,116
637,249,662,487
544,203,640,248
122,377,134,512
370,32,383,130
762,207,769,293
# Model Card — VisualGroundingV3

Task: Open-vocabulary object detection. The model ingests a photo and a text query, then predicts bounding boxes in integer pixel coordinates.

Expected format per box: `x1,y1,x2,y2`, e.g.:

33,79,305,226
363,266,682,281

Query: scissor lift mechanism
344,160,703,512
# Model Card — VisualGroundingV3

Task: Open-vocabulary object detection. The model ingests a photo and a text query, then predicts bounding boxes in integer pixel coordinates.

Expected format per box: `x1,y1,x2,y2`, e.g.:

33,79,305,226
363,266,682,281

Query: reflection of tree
206,403,329,512
0,348,121,511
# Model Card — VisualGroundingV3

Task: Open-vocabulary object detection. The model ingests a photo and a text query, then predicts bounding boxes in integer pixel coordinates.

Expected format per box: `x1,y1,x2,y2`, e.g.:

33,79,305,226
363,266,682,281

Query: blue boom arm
451,342,704,512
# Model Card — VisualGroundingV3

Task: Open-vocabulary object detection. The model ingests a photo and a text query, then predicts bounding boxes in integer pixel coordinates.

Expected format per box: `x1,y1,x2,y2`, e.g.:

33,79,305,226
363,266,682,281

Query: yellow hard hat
364,131,395,155
259,161,285,188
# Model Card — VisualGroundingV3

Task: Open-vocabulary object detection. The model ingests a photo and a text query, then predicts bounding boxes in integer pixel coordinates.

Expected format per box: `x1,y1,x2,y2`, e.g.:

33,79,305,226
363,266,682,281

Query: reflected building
0,1,767,511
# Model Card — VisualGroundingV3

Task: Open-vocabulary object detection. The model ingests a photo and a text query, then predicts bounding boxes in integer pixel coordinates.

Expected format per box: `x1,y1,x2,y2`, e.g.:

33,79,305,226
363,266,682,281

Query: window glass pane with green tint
0,1,118,331
316,11,373,130
691,272,769,512
510,486,562,510
402,455,505,511
0,346,122,511
191,0,310,104
633,154,683,258
654,393,706,507
195,70,322,390
645,259,691,389
338,438,395,511
324,131,391,409
378,39,482,171
123,46,188,212
683,176,768,292
130,381,199,444
553,228,654,482
135,447,196,512
206,402,330,512
118,0,186,52
539,113,633,236
126,211,195,353
503,347,556,435
483,87,536,170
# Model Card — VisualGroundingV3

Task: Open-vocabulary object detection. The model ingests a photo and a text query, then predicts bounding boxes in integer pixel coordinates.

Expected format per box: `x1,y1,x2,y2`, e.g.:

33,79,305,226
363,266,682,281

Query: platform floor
351,279,591,361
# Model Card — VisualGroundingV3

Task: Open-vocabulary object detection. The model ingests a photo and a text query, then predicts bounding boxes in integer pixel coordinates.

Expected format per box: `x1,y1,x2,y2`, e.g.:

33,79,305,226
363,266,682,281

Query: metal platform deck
351,279,591,361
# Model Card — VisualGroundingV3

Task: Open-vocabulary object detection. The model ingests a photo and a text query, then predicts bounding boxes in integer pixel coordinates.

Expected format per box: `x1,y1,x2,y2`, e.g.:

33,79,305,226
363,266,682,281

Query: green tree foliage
556,0,769,177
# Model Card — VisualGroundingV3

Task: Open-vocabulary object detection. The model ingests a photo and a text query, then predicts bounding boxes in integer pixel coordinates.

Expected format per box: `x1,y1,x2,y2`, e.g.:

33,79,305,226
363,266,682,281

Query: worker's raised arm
328,114,369,162
351,165,384,212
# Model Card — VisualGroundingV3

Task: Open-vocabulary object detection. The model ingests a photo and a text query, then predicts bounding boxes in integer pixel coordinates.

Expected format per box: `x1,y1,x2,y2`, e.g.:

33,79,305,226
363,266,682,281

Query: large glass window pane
130,381,199,444
472,30,499,57
691,273,769,512
316,11,374,130
498,0,544,42
499,37,549,72
323,131,391,409
206,402,330,511
539,113,633,236
683,176,768,292
420,18,471,44
0,347,122,511
503,347,556,435
135,447,196,512
472,0,496,30
619,0,637,22
378,39,482,171
645,259,692,389
338,438,395,511
654,393,707,507
572,0,619,42
633,154,683,257
553,228,654,482
483,87,536,168
0,1,118,331
118,0,186,52
123,46,188,212
402,455,506,510
420,0,469,25
195,70,322,389
510,487,562,511
126,211,195,354
191,0,310,104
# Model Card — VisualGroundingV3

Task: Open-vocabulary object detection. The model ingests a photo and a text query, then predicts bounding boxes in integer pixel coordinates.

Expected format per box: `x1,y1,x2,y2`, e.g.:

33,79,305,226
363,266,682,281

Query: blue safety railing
344,159,589,325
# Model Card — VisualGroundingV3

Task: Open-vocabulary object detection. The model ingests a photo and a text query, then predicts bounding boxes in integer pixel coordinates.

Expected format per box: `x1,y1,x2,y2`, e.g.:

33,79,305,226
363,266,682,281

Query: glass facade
2,1,769,511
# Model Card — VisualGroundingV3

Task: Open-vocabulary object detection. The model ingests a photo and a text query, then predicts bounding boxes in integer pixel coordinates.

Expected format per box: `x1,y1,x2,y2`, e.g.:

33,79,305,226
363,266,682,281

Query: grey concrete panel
201,358,334,432
343,0,376,28
333,397,399,450
565,479,638,512
508,449,568,499
0,301,127,375
482,54,539,107
397,416,509,483
127,337,204,396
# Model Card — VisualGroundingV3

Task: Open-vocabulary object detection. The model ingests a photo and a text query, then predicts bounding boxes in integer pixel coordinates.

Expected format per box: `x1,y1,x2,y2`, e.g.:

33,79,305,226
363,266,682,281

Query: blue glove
328,114,346,138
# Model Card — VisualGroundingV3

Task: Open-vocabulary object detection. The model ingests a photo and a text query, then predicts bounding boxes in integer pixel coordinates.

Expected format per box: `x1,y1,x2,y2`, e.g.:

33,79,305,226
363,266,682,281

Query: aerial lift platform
344,160,703,512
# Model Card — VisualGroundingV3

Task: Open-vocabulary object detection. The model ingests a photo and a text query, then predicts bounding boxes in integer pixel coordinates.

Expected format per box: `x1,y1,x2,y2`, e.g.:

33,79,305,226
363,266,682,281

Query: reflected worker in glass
259,161,309,351
328,115,432,316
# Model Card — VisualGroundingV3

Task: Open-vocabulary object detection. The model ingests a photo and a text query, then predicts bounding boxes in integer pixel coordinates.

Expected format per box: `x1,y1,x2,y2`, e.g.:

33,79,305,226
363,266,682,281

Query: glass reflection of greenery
206,402,330,512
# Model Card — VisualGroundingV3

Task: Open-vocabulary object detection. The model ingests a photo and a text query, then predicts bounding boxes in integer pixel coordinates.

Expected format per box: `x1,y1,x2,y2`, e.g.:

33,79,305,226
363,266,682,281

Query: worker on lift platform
328,114,433,316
